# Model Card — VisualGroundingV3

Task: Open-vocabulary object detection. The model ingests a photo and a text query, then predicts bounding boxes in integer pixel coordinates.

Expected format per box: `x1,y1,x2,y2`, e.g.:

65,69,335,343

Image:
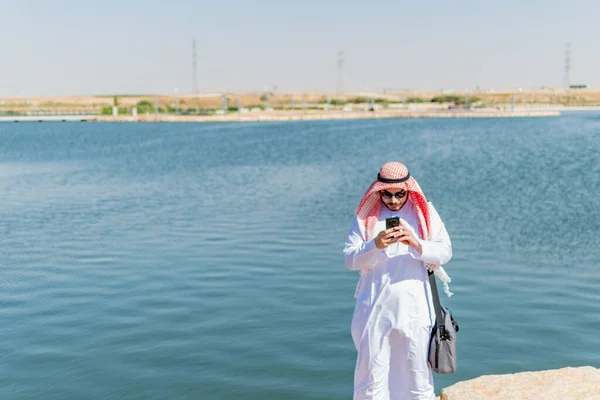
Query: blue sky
1,0,599,96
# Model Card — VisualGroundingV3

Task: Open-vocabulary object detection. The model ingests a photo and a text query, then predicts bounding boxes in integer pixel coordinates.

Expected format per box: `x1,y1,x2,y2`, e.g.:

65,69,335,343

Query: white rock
440,366,600,400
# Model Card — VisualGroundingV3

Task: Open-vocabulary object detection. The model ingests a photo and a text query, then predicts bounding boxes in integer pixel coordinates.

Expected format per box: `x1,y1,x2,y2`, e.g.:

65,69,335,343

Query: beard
382,199,408,211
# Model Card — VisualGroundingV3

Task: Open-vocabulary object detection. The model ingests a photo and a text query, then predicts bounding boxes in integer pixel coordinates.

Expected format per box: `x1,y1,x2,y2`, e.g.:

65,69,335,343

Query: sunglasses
380,190,408,200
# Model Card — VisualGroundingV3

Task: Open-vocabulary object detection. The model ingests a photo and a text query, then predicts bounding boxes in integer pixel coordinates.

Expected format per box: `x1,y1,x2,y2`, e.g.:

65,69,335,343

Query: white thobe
343,200,452,400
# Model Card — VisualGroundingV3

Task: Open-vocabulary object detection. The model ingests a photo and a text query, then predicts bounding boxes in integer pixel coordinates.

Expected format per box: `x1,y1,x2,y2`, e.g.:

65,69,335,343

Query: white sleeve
408,203,452,266
343,216,387,271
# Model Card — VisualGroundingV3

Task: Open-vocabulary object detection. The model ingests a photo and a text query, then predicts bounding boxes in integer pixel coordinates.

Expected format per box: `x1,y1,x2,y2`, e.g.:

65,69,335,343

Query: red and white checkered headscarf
357,162,431,242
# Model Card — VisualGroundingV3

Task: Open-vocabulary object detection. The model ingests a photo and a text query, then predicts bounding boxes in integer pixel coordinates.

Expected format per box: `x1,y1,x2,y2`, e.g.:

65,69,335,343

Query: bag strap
426,201,445,328
428,270,444,326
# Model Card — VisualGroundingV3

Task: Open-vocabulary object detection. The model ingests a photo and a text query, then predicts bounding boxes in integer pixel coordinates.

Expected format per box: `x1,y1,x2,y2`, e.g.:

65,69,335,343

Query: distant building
569,84,590,89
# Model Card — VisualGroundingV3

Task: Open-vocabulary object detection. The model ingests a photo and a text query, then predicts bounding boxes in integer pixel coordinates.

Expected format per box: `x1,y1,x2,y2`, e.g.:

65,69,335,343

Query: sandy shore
92,109,560,123
0,109,562,123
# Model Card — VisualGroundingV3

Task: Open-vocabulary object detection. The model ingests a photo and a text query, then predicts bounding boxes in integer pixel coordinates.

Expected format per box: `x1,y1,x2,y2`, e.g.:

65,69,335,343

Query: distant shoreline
0,109,562,123
99,109,562,122
2,89,598,121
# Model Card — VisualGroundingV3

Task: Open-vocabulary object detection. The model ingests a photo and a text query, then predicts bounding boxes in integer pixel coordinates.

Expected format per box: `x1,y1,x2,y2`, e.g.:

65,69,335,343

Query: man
343,162,452,400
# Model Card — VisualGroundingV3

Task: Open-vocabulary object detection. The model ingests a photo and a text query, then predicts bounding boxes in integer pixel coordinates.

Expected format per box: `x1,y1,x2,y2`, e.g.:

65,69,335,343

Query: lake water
0,114,598,399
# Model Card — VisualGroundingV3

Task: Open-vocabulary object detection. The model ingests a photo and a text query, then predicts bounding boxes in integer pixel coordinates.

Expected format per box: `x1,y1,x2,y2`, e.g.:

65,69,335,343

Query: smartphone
385,216,400,230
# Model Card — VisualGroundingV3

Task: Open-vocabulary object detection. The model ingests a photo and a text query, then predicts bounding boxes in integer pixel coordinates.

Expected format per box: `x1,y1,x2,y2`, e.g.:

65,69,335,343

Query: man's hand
375,227,402,249
396,220,423,254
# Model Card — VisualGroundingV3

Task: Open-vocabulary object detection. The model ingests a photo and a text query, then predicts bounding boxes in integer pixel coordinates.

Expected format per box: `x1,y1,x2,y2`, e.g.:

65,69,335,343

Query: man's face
380,189,408,211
